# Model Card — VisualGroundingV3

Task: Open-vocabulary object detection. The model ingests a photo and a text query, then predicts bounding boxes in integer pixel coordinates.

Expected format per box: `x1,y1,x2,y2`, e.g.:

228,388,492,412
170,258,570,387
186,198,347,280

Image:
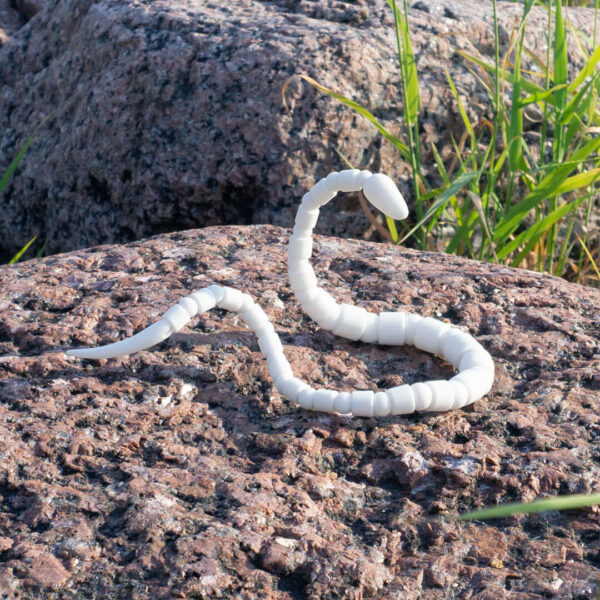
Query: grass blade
446,70,475,140
552,167,600,195
508,22,525,172
458,51,546,97
388,0,420,125
457,494,600,521
8,235,37,265
292,74,411,160
466,191,498,263
399,171,478,244
503,200,580,266
520,83,569,107
0,114,52,194
568,42,600,93
555,218,575,277
494,136,600,242
560,75,597,126
576,233,600,280
553,0,568,162
446,208,478,256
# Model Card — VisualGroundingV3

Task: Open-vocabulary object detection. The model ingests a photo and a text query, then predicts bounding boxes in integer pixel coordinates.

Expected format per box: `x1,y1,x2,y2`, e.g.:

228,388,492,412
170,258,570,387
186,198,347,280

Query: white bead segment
451,368,493,406
378,312,406,345
295,286,319,306
207,284,225,304
277,377,309,402
66,320,173,359
328,169,362,192
297,387,316,410
288,261,318,292
303,178,337,209
258,331,284,357
240,303,269,331
239,293,254,313
287,256,307,272
267,354,293,384
163,304,191,332
255,321,275,340
67,171,495,417
292,223,311,237
217,287,245,312
352,390,375,417
449,380,469,409
359,312,379,343
288,235,313,260
458,347,494,372
332,304,369,341
412,382,432,411
425,380,455,412
357,170,373,187
304,289,342,330
404,314,424,345
190,289,217,313
312,389,338,413
324,171,342,192
373,391,391,416
387,384,415,415
413,317,451,354
295,205,320,230
178,296,198,319
334,392,352,415
441,328,479,367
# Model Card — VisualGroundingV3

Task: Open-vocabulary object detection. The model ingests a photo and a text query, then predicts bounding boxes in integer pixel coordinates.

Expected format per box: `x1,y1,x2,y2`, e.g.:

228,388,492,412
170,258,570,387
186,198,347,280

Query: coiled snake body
67,170,494,417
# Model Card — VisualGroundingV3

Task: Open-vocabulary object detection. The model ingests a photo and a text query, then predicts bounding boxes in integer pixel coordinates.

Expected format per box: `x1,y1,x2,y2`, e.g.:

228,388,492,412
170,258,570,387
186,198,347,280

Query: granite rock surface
0,224,599,598
1,0,598,258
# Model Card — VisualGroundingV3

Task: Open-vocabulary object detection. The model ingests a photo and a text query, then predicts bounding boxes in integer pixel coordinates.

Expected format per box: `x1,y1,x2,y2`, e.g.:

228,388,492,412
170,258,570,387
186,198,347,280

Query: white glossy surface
373,391,391,417
218,287,245,312
190,290,217,313
359,313,379,344
332,304,369,341
313,389,337,413
378,312,406,346
67,170,495,416
412,382,433,411
413,317,450,354
288,235,313,259
387,384,415,415
352,391,375,417
362,173,409,220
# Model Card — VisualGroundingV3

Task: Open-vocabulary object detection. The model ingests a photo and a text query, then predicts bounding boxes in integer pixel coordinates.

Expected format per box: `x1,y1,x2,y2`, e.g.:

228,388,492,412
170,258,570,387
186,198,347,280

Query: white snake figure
67,170,494,417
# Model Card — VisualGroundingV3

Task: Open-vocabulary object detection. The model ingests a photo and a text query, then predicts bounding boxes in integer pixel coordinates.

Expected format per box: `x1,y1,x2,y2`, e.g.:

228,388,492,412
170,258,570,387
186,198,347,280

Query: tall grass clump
292,0,600,286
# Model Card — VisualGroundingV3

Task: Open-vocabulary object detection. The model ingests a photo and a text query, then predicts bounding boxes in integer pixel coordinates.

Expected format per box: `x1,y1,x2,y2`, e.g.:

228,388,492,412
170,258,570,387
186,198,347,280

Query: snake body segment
67,170,494,417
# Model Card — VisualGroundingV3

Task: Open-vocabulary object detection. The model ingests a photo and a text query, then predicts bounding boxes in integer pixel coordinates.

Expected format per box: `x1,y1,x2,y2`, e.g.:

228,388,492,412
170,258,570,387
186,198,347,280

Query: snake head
362,173,409,221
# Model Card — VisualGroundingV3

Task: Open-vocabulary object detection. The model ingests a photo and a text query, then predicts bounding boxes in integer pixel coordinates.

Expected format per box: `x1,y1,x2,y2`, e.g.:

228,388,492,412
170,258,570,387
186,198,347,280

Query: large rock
0,0,598,258
0,225,599,598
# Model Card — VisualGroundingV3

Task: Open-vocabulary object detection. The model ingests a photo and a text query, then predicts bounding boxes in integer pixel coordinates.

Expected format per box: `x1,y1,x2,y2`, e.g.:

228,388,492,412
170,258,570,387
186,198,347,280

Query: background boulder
0,225,598,597
0,0,598,258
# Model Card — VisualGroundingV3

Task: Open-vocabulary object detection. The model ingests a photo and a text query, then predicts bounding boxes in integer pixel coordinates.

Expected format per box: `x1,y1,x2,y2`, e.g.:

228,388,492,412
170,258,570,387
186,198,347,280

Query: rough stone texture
1,0,598,258
0,224,599,598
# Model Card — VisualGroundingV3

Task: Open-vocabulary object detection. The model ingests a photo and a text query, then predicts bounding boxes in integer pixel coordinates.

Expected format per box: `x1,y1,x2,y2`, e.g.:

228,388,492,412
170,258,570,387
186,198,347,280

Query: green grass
1,117,51,265
292,0,600,287
456,493,600,520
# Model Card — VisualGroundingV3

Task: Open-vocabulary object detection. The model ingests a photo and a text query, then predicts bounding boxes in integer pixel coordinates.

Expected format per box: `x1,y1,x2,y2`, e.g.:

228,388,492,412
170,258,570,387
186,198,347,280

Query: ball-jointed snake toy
67,170,494,417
